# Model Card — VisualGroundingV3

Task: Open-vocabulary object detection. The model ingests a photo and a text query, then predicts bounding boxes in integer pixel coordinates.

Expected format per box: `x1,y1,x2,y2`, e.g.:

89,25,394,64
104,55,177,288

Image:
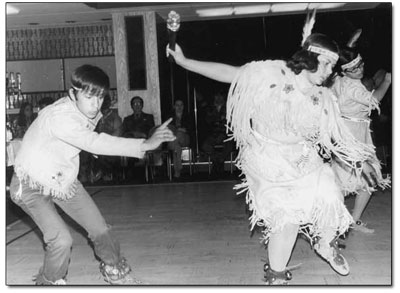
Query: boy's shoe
263,264,292,285
352,220,375,234
314,239,350,276
100,258,142,285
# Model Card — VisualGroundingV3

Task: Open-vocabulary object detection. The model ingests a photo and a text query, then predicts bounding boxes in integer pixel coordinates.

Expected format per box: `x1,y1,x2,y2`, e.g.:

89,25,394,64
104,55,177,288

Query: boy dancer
9,64,175,285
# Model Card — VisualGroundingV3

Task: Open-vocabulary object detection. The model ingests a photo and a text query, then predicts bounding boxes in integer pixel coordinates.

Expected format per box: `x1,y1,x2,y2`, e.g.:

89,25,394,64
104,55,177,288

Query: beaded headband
307,45,339,62
341,54,362,70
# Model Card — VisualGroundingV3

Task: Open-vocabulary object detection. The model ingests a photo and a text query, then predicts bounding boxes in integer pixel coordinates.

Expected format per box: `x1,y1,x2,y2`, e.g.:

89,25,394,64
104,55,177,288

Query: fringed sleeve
226,61,284,149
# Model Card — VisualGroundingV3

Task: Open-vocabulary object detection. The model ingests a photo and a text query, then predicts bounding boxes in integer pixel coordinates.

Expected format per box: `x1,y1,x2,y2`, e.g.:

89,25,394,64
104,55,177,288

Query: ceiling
6,2,382,29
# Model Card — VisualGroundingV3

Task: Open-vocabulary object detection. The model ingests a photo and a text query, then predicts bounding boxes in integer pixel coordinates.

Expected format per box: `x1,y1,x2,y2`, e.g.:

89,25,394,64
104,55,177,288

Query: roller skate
314,238,350,276
352,220,375,234
263,263,292,285
32,268,66,285
99,257,141,285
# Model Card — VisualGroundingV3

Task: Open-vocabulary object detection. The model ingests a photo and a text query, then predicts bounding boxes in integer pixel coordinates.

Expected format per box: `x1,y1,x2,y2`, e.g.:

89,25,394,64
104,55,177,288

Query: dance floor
6,180,392,286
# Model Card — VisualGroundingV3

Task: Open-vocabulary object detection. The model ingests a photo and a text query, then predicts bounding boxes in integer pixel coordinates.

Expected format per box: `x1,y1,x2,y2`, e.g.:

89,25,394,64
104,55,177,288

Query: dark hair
70,64,110,97
172,99,185,112
17,102,33,126
130,96,143,108
174,99,184,106
337,46,359,75
38,96,54,108
287,33,339,75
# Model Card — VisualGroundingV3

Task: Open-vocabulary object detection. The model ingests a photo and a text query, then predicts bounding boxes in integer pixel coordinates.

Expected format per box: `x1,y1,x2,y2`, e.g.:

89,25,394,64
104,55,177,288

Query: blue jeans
9,174,122,283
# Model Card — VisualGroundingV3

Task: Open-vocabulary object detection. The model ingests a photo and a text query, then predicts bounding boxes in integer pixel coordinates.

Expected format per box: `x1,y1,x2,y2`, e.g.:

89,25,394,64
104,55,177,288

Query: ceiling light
7,4,20,15
308,3,346,10
270,3,309,13
234,4,271,15
197,2,349,17
196,7,233,17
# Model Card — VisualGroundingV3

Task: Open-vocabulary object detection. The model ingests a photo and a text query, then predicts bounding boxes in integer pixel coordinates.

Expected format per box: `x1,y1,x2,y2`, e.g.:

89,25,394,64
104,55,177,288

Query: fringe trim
336,155,391,196
368,90,380,115
14,167,77,201
235,176,352,245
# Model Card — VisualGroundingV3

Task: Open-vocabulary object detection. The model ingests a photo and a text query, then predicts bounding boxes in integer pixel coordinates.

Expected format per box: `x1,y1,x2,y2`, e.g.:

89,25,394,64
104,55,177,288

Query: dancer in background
167,11,377,284
331,29,391,233
9,64,175,285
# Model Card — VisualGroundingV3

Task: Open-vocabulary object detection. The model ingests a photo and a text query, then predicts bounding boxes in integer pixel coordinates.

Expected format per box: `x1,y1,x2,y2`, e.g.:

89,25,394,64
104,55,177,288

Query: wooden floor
6,180,392,286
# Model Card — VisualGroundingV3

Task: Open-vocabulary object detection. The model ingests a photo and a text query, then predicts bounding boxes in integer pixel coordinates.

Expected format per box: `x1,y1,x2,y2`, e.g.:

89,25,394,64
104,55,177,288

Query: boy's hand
142,118,176,151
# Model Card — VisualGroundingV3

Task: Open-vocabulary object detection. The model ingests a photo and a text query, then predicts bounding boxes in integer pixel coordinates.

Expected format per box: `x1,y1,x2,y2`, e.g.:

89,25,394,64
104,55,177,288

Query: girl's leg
268,223,299,271
9,175,72,284
352,190,374,233
264,223,299,284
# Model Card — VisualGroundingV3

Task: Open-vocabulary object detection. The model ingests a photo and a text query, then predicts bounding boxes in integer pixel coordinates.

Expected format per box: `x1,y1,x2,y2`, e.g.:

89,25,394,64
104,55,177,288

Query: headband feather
301,9,316,46
347,29,362,48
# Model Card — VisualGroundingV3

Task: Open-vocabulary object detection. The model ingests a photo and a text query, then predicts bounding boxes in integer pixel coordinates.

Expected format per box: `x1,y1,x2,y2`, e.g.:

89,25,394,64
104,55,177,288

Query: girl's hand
362,161,378,188
166,43,186,65
384,72,391,84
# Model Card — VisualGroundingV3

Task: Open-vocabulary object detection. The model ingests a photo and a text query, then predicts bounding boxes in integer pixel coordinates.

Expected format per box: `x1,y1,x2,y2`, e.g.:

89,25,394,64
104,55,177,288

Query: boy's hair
71,64,110,98
287,33,339,75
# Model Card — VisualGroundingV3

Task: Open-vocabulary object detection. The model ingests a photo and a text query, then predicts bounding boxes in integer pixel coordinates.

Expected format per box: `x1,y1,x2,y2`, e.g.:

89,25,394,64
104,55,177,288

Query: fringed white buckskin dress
226,60,375,243
331,76,391,195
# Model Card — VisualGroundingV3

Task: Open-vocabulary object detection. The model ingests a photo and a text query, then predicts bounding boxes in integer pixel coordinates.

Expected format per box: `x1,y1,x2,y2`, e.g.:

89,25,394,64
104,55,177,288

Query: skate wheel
263,263,270,272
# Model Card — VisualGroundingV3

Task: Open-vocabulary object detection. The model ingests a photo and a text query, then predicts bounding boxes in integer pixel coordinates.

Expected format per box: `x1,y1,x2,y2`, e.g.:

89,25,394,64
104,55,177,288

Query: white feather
347,29,362,48
301,9,316,46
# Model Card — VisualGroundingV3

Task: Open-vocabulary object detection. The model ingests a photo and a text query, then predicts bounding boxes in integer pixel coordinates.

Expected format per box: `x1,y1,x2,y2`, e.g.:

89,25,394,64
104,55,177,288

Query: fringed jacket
14,96,145,200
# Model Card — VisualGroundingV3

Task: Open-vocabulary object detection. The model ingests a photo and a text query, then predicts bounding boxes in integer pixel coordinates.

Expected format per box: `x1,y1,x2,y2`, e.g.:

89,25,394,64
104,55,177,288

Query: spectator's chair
206,144,237,175
168,146,194,180
145,149,171,183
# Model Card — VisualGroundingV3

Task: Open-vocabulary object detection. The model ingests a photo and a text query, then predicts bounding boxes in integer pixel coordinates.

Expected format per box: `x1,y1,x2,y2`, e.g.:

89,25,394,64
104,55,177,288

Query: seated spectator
167,100,192,179
14,102,37,139
201,92,233,176
94,95,123,181
122,96,155,139
122,96,156,178
38,96,54,110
